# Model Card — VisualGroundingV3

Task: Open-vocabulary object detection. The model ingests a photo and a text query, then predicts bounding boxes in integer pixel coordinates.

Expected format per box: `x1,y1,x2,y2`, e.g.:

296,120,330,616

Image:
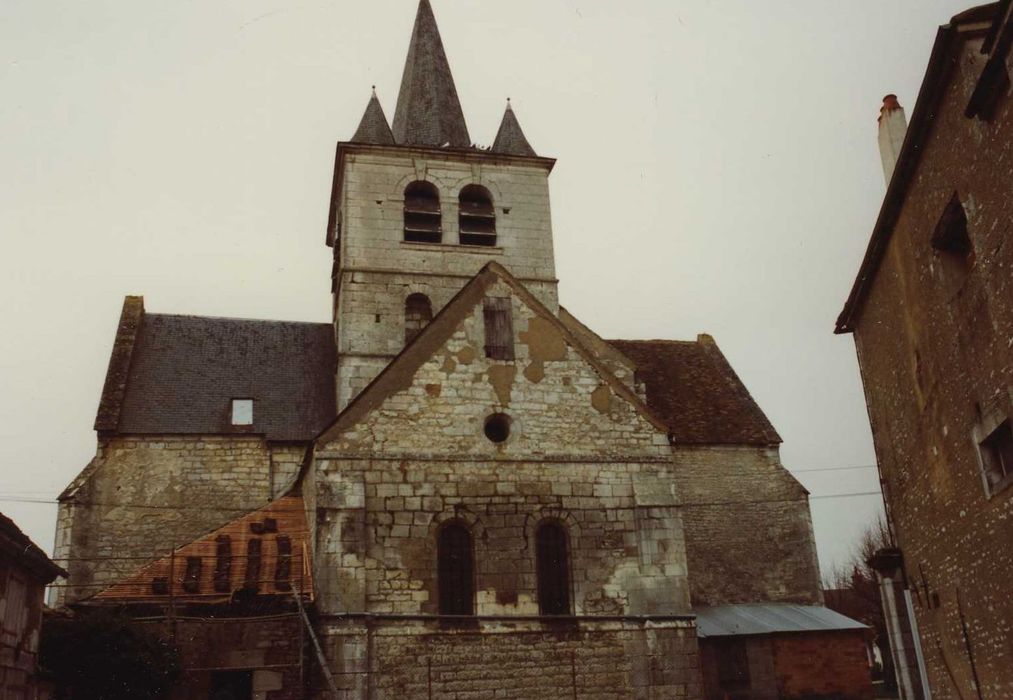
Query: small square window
231,399,254,426
980,420,1013,495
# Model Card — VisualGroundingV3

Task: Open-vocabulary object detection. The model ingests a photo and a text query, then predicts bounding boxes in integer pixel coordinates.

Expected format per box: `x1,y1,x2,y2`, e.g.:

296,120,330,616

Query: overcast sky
0,0,977,576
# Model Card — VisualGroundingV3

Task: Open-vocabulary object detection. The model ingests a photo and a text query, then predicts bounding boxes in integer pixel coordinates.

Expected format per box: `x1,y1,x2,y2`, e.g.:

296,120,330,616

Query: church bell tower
325,0,560,409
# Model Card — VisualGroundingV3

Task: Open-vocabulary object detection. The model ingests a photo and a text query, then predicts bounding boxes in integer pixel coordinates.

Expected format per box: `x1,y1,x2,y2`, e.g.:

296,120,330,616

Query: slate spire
351,88,395,145
491,100,537,157
391,0,471,148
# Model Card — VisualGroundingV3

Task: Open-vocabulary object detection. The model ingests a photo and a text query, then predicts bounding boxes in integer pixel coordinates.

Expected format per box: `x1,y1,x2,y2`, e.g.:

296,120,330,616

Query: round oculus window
484,413,511,443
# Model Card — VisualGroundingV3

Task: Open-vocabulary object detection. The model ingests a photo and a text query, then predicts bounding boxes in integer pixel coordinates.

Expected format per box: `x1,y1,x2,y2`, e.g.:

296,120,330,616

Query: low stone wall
317,617,701,699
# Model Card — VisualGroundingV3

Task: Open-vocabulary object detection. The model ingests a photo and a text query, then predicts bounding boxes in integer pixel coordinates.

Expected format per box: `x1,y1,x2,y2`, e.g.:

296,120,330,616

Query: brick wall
849,27,1013,699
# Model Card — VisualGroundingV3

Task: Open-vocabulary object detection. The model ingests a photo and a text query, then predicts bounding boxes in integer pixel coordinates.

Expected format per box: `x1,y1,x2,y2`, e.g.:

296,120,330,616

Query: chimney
878,94,907,185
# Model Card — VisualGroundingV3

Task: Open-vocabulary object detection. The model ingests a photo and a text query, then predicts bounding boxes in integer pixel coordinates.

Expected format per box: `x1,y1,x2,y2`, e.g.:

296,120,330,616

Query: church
52,2,872,698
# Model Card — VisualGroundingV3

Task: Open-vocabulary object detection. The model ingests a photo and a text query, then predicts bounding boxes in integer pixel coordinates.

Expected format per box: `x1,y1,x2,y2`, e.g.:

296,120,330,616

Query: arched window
536,521,571,616
404,293,433,345
437,522,474,616
404,181,441,243
458,185,496,247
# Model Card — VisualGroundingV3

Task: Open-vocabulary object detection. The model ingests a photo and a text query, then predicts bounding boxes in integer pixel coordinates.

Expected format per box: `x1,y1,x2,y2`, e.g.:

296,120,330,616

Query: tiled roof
112,311,336,441
491,102,537,157
0,511,66,581
608,338,781,446
351,90,395,145
391,0,471,148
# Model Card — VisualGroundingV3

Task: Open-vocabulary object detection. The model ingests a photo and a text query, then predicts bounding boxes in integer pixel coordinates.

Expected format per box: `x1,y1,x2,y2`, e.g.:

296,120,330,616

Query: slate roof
351,90,395,145
107,308,336,441
695,604,866,638
492,102,537,157
391,0,471,148
0,511,67,582
608,338,781,446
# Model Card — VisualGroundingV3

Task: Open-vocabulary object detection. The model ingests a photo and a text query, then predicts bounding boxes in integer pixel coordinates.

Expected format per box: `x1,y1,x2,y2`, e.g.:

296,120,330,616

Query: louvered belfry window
404,181,441,243
459,185,496,246
536,521,571,616
437,523,474,616
483,297,514,360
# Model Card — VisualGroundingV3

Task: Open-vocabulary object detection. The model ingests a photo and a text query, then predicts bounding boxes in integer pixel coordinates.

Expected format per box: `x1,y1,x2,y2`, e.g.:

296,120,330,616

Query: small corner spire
492,99,537,157
391,0,471,148
351,88,395,146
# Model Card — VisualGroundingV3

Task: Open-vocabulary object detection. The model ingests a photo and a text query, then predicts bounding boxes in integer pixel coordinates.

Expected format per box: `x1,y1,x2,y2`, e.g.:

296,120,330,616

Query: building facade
55,2,873,698
1,512,66,700
837,2,1013,698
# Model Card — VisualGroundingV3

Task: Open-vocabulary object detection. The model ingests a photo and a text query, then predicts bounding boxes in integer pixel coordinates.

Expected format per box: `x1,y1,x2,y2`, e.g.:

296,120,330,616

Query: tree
822,516,896,692
39,612,181,700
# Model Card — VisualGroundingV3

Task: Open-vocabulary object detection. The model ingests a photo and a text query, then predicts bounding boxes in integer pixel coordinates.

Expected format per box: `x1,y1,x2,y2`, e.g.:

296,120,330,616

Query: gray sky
0,0,975,576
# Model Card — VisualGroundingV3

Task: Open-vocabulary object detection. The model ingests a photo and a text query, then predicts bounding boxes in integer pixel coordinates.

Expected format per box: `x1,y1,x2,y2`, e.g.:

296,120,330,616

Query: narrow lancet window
405,293,433,345
404,181,441,243
437,522,474,615
536,521,571,616
213,535,232,593
459,185,496,246
275,535,292,592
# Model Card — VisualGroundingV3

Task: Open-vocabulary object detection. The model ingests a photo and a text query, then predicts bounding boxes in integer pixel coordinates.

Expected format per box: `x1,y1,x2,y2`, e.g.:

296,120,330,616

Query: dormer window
231,399,254,426
459,185,496,247
404,181,441,243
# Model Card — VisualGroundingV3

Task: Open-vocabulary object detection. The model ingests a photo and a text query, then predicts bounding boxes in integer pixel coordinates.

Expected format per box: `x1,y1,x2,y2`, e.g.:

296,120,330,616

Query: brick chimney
878,94,907,185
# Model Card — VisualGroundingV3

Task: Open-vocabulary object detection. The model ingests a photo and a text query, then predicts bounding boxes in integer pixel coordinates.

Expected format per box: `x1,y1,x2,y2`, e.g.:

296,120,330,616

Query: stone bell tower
325,0,560,409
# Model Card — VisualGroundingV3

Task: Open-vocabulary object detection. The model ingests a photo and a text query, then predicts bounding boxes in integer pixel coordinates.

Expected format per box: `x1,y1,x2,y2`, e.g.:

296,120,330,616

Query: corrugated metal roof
695,604,867,638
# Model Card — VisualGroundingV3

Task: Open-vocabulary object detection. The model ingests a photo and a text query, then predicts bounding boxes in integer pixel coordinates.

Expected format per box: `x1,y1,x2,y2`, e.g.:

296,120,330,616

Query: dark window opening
405,293,434,345
404,181,441,244
966,54,1010,121
716,639,751,691
209,670,253,700
981,420,1013,494
275,536,293,592
213,535,232,593
182,556,202,594
484,413,511,443
536,521,571,616
437,523,474,616
244,539,262,593
931,193,971,255
459,185,496,246
151,577,169,596
483,297,514,360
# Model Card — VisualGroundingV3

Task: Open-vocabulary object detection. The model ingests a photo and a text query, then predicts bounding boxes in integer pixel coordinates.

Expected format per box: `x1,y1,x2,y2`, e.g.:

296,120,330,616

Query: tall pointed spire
492,100,537,157
351,88,395,145
391,0,471,148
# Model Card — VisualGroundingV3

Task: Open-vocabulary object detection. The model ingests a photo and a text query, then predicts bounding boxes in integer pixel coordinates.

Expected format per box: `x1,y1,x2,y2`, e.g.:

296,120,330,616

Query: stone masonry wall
334,149,558,408
55,436,282,604
851,30,1013,700
672,445,822,606
317,620,701,700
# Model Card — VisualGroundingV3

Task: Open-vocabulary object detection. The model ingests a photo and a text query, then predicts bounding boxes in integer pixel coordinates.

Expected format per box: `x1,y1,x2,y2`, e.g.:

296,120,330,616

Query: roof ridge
146,312,331,327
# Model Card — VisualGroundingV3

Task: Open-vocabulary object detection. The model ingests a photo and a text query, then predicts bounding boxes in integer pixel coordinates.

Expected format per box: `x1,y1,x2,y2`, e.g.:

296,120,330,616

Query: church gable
317,264,669,459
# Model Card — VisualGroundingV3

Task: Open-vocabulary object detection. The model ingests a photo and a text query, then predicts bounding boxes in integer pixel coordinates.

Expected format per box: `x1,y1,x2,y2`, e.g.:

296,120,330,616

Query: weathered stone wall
333,149,559,408
318,619,701,699
672,445,822,606
55,436,286,604
313,283,689,618
850,30,1013,699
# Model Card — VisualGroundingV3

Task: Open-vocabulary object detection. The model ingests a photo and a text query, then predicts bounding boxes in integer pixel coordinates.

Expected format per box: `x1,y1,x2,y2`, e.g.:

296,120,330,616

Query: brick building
54,1,872,698
836,2,1013,698
1,512,66,699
